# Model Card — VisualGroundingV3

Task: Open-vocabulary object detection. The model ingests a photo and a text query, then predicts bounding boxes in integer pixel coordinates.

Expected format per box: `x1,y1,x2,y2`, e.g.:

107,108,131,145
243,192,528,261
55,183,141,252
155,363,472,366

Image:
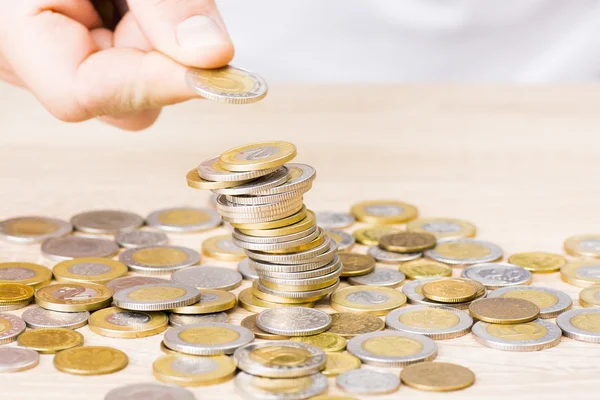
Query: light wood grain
1,83,600,399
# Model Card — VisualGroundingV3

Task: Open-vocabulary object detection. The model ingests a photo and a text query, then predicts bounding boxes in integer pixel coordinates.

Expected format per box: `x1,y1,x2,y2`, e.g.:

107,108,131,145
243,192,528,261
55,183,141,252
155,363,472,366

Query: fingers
113,11,152,51
98,108,161,131
127,0,234,68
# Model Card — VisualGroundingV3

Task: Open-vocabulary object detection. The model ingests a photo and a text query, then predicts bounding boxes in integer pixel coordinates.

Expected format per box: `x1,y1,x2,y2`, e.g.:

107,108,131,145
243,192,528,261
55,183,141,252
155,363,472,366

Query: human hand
0,0,234,130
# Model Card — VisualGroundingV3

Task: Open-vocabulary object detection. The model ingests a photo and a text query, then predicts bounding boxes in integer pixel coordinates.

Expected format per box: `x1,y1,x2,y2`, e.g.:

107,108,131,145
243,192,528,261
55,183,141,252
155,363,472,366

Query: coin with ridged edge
556,308,600,343
105,276,168,293
251,281,329,304
402,278,486,310
353,226,402,246
255,163,316,196
0,313,26,344
315,212,355,229
35,282,113,312
146,207,221,232
385,305,473,339
171,289,237,314
112,282,200,311
326,312,385,338
256,308,332,337
425,238,503,265
238,258,259,280
338,252,376,277
350,200,418,225
186,65,268,104
219,141,295,172
422,278,478,303
0,262,53,289
331,286,407,316
0,216,72,244
22,306,89,329
198,155,278,182
400,362,475,392
367,246,422,264
488,286,572,318
462,262,532,289
41,236,119,261
119,245,201,274
0,282,34,305
153,354,236,386
348,267,405,288
257,256,342,280
235,371,328,399
469,297,539,324
336,369,400,395
17,327,83,353
115,230,168,248
325,230,355,251
240,314,290,340
212,167,290,196
202,235,246,261
407,218,476,239
54,346,128,375
105,383,196,400
172,266,242,291
89,306,168,338
0,347,40,372
169,312,229,326
472,319,561,351
163,322,254,355
238,287,316,312
379,232,437,253
71,210,143,234
235,208,313,235
52,258,128,284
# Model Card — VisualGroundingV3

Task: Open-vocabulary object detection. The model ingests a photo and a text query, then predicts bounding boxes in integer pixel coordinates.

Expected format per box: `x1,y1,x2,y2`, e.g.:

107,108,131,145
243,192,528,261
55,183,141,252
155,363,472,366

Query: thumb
127,0,234,68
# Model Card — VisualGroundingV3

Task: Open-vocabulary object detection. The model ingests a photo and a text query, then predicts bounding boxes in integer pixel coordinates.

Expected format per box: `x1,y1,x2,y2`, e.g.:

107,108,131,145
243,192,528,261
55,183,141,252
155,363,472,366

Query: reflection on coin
146,207,221,232
52,258,128,284
0,282,34,307
219,141,296,172
291,332,347,352
561,260,600,287
202,235,246,261
400,362,475,392
238,258,259,280
367,246,422,264
386,305,473,339
35,282,113,312
54,346,128,375
326,312,385,338
112,282,200,311
336,369,400,395
17,327,84,353
331,286,406,316
321,352,361,377
348,267,406,288
399,259,452,280
199,155,278,183
89,306,168,338
186,65,268,104
71,210,143,234
22,305,89,329
256,308,332,337
0,216,72,244
425,238,503,265
0,313,26,344
508,252,567,273
164,322,254,355
353,226,402,246
240,314,289,340
488,286,572,318
462,263,532,289
468,298,539,324
350,200,418,224
472,319,561,351
325,230,355,251
41,236,119,261
115,230,168,248
172,266,242,291
213,167,291,197
172,289,237,314
169,312,229,327
579,286,600,308
407,218,476,239
0,262,53,289
105,383,196,400
0,347,40,372
105,276,168,293
235,372,328,399
315,212,355,229
154,354,236,386
338,252,375,277
564,234,600,258
556,308,600,343
119,245,201,274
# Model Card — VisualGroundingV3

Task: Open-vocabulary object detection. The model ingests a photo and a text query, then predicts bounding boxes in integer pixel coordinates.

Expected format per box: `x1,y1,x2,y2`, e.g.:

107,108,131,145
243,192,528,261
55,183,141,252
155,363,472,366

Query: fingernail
176,15,229,48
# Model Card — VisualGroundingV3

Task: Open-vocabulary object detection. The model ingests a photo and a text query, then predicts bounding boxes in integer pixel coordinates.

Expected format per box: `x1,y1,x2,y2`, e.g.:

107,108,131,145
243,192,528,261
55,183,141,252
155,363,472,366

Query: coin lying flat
169,312,229,326
41,236,119,261
119,245,201,274
331,286,407,316
235,372,327,399
564,234,600,258
202,235,246,261
315,212,355,229
402,278,486,310
462,262,532,289
146,207,221,232
154,354,236,386
237,258,259,280
407,217,476,239
321,352,361,377
256,308,332,337
379,232,437,253
52,258,128,284
425,238,503,265
89,306,168,338
469,298,539,324
579,286,600,308
171,289,237,314
105,276,169,293
421,278,478,303
35,282,113,312
219,141,296,172
186,65,268,104
488,286,572,318
336,369,400,395
115,230,168,248
0,313,26,344
112,282,200,311
105,383,196,400
350,200,418,224
171,266,243,291
54,346,128,375
326,312,385,338
556,308,600,343
71,210,143,234
353,226,402,246
0,216,72,244
472,319,561,351
187,168,252,190
399,259,452,279
0,262,53,288
325,230,355,251
386,305,473,339
367,246,422,264
508,252,567,273
240,314,289,340
561,260,600,287
17,327,83,353
400,362,475,392
22,306,89,329
348,267,406,288
337,252,375,277
291,332,347,352
164,322,254,355
0,347,40,372
236,208,314,236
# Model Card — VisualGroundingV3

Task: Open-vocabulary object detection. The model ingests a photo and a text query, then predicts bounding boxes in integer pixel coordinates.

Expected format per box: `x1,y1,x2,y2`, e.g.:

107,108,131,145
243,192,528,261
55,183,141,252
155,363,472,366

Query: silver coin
462,262,532,289
315,211,355,229
22,305,89,329
115,230,168,248
254,279,340,300
556,308,600,343
217,194,304,216
185,65,268,104
41,236,119,261
171,266,243,291
233,225,317,245
246,238,335,265
221,205,305,224
71,210,144,234
212,167,290,196
472,319,562,351
325,229,355,251
347,330,437,367
233,341,326,378
169,312,229,326
336,369,400,395
259,265,343,289
237,258,259,280
385,305,473,339
226,188,307,205
233,227,320,252
0,347,40,372
253,164,316,196
146,207,221,232
257,256,341,280
106,276,169,293
402,278,486,310
163,322,254,355
198,155,277,182
488,286,572,318
347,267,406,287
425,238,503,265
0,216,72,244
367,246,422,263
119,245,201,274
105,383,195,400
256,308,332,336
0,313,26,344
235,372,327,400
249,255,335,273
112,282,200,311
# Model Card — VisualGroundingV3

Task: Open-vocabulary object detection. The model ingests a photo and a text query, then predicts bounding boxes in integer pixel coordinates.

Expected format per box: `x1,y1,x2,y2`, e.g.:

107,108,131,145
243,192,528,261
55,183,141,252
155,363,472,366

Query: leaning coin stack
187,141,341,306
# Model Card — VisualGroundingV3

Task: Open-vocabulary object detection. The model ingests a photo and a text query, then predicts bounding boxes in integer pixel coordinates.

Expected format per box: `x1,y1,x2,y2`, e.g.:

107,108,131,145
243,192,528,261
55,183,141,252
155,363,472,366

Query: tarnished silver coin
169,312,229,327
212,167,290,196
402,278,486,310
556,308,600,343
198,155,277,182
22,305,89,329
186,65,268,104
112,282,201,311
237,258,259,280
235,372,327,400
71,210,144,234
0,347,40,372
0,216,72,244
115,230,168,248
385,305,473,339
348,267,406,288
256,307,332,336
315,211,355,229
163,322,254,355
105,276,168,293
0,313,26,344
119,245,201,274
233,341,326,378
146,207,221,232
41,236,119,261
462,262,532,289
171,266,243,291
425,238,503,265
253,164,316,196
325,229,355,251
367,246,422,263
488,286,572,318
472,319,562,351
336,369,400,395
105,383,196,400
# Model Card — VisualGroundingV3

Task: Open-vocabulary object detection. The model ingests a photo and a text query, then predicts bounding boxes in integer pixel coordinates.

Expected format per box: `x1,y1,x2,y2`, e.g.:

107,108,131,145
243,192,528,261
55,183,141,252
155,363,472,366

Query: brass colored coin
54,346,128,375
400,361,475,392
0,216,72,244
154,354,236,386
338,252,376,277
186,65,268,104
353,226,402,246
399,259,452,280
0,282,34,304
508,252,567,273
561,260,600,287
421,278,477,303
186,168,252,190
0,262,52,288
230,206,308,231
146,207,221,232
469,298,539,323
237,210,316,237
35,282,113,312
88,306,168,338
407,218,477,240
291,332,347,352
488,286,572,318
331,286,406,316
326,312,385,338
171,289,237,314
472,319,561,351
347,331,437,367
202,235,246,261
580,286,600,307
379,232,437,253
564,234,600,258
219,141,296,172
52,258,128,284
322,352,361,377
238,288,315,312
426,239,503,265
350,200,418,224
17,328,83,354
266,231,326,255
241,314,289,340
251,280,328,304
261,278,340,293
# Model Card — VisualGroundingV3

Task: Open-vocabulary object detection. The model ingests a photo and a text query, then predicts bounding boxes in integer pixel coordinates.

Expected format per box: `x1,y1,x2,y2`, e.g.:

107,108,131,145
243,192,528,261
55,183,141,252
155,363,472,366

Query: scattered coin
407,217,476,239
331,285,407,315
472,319,562,351
315,211,355,229
54,346,128,375
219,141,296,172
561,260,600,287
422,278,478,303
105,276,169,293
336,369,400,395
71,210,143,234
385,305,473,339
0,347,40,372
114,230,168,248
235,371,328,399
186,65,268,104
171,266,243,291
17,327,83,353
291,332,347,352
322,352,361,377
22,306,89,329
88,306,168,338
202,235,246,261
462,262,532,289
0,282,34,309
154,354,236,386
556,308,600,343
52,257,128,284
325,230,355,250
579,286,600,308
112,282,200,311
35,282,113,312
240,314,289,340
172,289,237,314
489,286,572,318
564,234,600,258
353,226,402,246
0,313,26,344
402,278,485,310
379,232,437,253
238,258,259,280
367,246,422,263
146,207,221,232
425,238,503,265
508,252,567,273
41,236,119,261
337,252,375,277
399,258,452,279
104,383,196,400
348,267,406,287
256,307,332,337
350,200,418,224
326,312,385,338
0,262,53,288
0,216,72,244
400,361,475,392
163,322,254,355
169,312,229,326
119,245,201,274
469,297,539,324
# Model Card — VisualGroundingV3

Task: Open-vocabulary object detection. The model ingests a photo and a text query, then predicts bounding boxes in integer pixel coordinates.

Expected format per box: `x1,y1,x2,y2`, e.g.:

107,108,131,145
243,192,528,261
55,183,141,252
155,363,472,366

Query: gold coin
338,252,376,277
322,352,361,377
508,252,566,273
291,332,347,352
238,288,315,312
52,258,128,284
400,361,475,392
237,210,316,237
422,278,477,303
379,232,437,253
350,200,418,224
241,314,289,340
353,226,403,246
399,259,452,279
251,281,325,304
0,262,52,288
561,260,600,287
186,168,251,190
580,286,600,307
54,346,128,375
219,141,297,172
35,282,113,312
331,286,406,316
230,206,308,231
17,328,83,354
266,232,326,255
485,321,548,340
327,312,385,338
202,234,246,261
88,306,168,338
469,298,539,324
564,234,600,258
171,289,236,314
407,218,476,239
0,282,34,304
260,278,339,293
155,208,216,228
153,354,235,386
457,278,486,298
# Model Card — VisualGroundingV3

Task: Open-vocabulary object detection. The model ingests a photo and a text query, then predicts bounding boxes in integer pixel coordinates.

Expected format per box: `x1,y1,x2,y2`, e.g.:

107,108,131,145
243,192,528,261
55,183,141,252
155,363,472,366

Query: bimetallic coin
17,327,83,353
386,305,473,339
217,194,304,218
330,286,407,316
233,225,317,245
235,371,327,399
353,226,402,246
0,262,52,288
202,235,245,261
22,306,89,329
105,276,168,293
564,234,600,258
54,346,128,375
336,369,400,395
115,230,168,248
35,282,113,312
154,354,236,386
291,332,347,352
462,262,532,289
239,287,316,312
379,232,437,253
238,258,259,280
105,383,196,400
119,245,201,274
256,308,332,337
247,239,336,266
41,236,119,261
71,210,143,234
0,347,39,372
557,308,600,343
186,65,268,104
321,352,361,377
350,200,418,224
254,163,316,196
327,312,385,338
338,252,376,277
52,258,128,284
407,218,476,239
0,313,26,344
212,167,290,196
399,259,452,279
348,267,406,288
187,168,251,190
169,312,229,326
112,282,200,311
172,266,243,291
400,362,476,392
146,207,221,232
367,246,422,264
164,322,254,355
472,319,562,351
488,286,572,318
240,314,290,340
469,298,539,324
315,211,355,229
172,289,237,314
425,238,503,265
198,155,277,182
579,286,600,308
219,141,295,172
325,230,355,251
508,252,567,273
561,260,600,287
0,216,72,244
89,306,168,338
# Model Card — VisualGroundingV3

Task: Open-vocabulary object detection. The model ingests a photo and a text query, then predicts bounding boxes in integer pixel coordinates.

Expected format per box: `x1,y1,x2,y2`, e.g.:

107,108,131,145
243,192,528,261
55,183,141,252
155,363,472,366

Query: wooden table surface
1,83,600,399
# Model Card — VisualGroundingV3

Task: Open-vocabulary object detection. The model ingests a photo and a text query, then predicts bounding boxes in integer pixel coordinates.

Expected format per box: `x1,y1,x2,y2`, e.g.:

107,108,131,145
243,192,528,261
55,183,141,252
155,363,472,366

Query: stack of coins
188,141,341,306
